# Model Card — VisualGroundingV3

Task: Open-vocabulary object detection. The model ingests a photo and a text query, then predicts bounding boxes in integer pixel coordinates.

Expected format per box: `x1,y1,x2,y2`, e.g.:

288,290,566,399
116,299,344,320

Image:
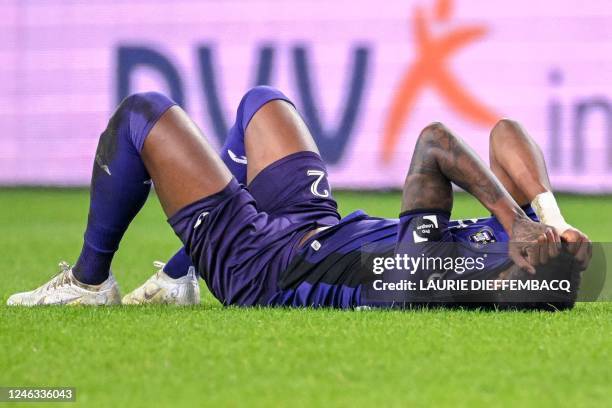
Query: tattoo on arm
402,123,525,232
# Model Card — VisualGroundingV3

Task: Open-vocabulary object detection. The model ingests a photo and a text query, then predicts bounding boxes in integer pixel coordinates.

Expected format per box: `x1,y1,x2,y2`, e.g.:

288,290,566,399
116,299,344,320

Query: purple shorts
168,152,340,306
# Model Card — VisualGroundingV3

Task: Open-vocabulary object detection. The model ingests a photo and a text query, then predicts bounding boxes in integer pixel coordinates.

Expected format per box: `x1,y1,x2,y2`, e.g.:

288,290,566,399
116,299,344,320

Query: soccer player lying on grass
7,86,591,308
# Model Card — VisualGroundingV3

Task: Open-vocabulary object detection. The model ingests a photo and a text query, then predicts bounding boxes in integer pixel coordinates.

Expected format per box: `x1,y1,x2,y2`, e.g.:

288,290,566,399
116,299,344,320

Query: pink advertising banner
1,0,612,191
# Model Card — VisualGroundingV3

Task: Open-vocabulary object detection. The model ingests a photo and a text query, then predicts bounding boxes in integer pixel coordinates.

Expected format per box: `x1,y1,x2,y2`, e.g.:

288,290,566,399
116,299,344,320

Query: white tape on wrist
531,191,573,234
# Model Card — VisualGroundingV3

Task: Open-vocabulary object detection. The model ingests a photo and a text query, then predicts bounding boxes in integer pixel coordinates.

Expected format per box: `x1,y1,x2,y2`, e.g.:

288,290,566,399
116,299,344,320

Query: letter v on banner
197,45,276,146
293,46,370,164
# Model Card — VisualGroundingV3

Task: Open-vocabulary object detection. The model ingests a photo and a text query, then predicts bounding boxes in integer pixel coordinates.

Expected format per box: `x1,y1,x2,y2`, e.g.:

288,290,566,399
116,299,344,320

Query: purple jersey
269,206,538,308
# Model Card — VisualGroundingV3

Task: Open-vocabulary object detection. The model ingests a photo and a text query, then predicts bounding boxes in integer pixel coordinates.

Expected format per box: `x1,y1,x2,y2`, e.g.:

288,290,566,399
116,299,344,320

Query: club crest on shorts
412,215,441,243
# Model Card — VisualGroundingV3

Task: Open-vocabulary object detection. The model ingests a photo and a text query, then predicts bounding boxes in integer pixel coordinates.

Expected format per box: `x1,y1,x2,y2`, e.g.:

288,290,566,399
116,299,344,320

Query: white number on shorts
307,170,330,198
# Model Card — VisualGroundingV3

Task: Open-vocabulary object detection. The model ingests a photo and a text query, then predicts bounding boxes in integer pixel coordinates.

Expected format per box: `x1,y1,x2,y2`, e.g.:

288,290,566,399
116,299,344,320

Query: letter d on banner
116,46,185,107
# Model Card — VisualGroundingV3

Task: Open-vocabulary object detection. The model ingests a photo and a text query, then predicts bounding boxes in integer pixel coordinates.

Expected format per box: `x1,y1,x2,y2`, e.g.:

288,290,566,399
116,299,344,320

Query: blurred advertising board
2,0,612,191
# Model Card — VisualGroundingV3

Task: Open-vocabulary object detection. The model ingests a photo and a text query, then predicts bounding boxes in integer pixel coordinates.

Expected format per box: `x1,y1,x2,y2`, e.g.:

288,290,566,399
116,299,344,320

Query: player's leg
489,119,590,265
241,87,339,237
124,86,335,305
7,92,231,306
242,92,318,183
160,86,312,277
120,100,242,306
137,106,258,290
123,96,258,304
178,87,338,306
146,98,256,283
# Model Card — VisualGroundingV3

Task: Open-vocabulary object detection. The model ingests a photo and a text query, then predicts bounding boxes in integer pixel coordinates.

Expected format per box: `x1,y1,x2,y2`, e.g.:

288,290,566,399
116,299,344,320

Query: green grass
0,189,610,407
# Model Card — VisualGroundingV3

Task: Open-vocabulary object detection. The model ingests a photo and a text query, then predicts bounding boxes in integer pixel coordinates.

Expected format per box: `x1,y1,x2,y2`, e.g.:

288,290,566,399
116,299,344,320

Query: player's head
497,251,580,311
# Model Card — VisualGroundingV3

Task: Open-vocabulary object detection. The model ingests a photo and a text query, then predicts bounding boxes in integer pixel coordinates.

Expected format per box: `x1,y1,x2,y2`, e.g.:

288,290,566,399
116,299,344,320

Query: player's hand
560,228,592,271
509,218,561,275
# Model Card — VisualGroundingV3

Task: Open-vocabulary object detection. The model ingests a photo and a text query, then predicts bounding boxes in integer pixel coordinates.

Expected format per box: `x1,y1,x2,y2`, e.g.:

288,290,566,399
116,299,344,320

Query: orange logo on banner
381,0,498,161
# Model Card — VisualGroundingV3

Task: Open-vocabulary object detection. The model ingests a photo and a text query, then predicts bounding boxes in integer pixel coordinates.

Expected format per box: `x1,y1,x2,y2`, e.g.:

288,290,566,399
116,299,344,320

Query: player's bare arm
401,122,559,273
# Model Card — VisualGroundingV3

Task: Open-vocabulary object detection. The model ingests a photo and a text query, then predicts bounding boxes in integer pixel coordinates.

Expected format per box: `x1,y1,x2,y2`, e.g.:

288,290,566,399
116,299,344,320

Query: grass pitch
0,189,610,407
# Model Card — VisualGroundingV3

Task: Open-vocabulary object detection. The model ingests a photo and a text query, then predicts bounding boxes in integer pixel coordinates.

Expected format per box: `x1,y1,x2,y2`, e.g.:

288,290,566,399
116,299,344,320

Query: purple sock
72,92,176,284
162,247,193,279
219,85,294,185
162,86,295,280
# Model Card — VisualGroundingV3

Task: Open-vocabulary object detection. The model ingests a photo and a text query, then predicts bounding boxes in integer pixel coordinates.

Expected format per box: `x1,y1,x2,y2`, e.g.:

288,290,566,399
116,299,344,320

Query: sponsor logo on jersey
412,214,441,242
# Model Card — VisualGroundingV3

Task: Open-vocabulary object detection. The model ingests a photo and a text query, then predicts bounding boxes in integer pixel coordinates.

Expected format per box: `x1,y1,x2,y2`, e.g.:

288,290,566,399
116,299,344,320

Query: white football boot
6,262,121,306
122,261,200,305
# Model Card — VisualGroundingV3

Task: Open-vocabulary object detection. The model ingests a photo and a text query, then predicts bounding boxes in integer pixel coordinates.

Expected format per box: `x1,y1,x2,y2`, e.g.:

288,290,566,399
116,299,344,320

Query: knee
240,85,284,103
490,118,521,142
114,92,177,151
493,118,520,130
237,85,291,129
120,91,174,115
239,85,289,111
115,92,175,124
416,121,452,147
490,118,537,155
